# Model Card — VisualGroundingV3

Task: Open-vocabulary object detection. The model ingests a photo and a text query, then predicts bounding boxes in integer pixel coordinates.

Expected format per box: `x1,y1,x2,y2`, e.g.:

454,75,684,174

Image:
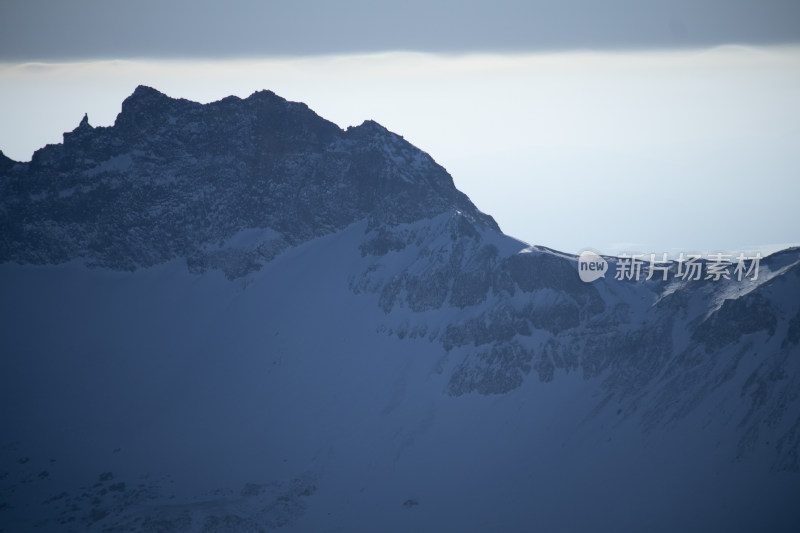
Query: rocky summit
0,85,495,275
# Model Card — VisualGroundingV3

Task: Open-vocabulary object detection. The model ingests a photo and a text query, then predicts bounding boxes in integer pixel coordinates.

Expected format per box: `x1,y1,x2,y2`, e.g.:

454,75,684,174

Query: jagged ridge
0,86,497,275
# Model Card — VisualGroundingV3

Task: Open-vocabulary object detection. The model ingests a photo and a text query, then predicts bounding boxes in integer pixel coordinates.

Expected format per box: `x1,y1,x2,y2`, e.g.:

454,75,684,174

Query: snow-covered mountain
1,87,799,532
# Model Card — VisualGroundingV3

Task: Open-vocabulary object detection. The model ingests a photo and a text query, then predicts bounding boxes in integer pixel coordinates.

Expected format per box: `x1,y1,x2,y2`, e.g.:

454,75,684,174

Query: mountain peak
352,119,389,132
113,85,198,137
130,84,168,100
247,88,281,101
120,84,174,112
345,119,397,141
61,112,94,146
0,86,498,271
0,149,14,169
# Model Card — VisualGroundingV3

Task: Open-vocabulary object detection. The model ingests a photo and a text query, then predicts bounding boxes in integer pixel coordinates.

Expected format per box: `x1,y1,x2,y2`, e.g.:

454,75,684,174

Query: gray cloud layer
2,0,799,61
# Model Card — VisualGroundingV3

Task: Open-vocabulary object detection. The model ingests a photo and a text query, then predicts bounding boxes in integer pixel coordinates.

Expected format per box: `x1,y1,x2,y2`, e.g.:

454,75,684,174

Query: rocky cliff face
0,85,495,275
350,211,800,472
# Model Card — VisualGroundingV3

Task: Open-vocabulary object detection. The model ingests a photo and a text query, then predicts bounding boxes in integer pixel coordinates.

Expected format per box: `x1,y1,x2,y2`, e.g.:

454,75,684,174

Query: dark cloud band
2,0,799,61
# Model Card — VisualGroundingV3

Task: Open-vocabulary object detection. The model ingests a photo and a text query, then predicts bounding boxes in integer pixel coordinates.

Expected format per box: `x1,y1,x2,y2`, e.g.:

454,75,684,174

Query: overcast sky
2,0,799,60
1,1,798,256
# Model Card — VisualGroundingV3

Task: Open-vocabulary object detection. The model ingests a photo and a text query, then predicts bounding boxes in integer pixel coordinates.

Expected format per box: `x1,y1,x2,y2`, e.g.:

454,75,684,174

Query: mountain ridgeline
0,85,496,274
1,87,799,532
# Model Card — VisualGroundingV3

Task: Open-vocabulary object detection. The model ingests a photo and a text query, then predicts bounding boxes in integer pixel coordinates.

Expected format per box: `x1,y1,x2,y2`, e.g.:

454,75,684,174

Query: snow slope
2,221,799,532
